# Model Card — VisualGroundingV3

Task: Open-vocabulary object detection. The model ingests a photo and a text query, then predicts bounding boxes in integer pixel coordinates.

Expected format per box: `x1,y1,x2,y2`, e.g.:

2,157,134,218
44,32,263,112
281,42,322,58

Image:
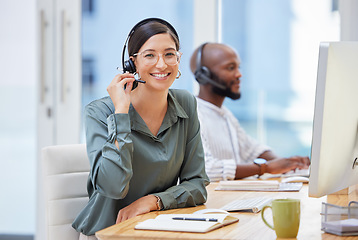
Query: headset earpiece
123,58,136,73
194,66,211,84
199,66,211,79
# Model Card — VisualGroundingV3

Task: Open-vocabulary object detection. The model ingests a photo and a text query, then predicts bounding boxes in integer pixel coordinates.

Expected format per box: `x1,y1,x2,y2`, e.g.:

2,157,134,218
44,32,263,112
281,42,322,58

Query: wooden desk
96,183,358,240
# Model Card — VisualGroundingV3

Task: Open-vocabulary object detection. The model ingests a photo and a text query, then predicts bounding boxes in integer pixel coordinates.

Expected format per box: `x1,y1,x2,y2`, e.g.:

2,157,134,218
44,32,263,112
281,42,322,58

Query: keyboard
282,168,310,178
220,197,273,213
215,182,303,191
279,182,303,191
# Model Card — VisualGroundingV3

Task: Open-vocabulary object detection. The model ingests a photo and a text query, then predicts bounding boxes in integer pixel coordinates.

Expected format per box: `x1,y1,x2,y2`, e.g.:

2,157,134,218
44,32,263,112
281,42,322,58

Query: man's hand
266,156,310,174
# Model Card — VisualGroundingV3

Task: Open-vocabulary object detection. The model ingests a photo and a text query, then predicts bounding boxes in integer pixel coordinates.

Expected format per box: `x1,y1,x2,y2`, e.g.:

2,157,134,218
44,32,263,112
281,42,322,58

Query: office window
82,57,95,85
221,0,339,157
82,57,96,105
332,0,339,12
82,0,95,15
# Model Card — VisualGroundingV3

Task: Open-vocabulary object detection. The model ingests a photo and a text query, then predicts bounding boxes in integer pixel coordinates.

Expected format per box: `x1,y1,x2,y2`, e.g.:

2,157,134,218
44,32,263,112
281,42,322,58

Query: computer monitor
309,42,358,198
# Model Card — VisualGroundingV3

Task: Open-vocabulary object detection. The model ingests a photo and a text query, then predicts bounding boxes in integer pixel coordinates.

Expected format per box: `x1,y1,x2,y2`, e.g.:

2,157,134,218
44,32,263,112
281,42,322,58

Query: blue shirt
72,89,209,235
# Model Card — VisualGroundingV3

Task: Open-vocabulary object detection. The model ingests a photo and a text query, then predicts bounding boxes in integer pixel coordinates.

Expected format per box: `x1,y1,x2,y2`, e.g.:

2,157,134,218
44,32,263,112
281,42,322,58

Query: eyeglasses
133,50,182,66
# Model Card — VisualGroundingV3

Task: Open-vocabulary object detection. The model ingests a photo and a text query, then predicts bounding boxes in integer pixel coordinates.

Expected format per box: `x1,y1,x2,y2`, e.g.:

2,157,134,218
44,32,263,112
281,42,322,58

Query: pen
172,217,218,222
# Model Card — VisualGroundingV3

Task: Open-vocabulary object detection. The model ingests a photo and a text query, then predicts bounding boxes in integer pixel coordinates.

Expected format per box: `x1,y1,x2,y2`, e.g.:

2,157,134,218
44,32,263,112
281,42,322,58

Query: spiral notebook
135,213,239,233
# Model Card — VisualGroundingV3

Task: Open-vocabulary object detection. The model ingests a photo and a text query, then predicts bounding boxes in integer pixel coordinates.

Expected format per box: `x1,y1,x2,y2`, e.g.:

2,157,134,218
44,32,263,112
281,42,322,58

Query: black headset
121,17,179,74
194,43,226,90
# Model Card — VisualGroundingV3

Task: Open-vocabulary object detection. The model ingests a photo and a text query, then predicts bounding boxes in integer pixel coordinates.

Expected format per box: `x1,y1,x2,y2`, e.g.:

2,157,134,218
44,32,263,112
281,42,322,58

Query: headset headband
196,42,208,72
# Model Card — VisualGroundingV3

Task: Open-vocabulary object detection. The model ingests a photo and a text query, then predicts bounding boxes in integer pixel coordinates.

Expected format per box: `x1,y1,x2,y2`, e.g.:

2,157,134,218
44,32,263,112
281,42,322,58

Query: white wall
0,0,37,235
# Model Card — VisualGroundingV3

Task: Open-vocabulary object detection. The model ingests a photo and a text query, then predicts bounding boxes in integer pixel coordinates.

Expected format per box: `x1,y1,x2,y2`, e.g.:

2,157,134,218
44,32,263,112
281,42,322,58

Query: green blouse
72,89,210,235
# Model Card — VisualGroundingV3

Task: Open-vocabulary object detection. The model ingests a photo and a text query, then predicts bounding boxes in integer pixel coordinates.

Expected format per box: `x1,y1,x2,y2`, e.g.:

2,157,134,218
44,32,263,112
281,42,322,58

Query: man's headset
121,17,179,74
194,43,226,90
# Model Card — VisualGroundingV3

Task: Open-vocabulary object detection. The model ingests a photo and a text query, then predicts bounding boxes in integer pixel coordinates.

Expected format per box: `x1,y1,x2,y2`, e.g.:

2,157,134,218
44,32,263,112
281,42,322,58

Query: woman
72,18,209,239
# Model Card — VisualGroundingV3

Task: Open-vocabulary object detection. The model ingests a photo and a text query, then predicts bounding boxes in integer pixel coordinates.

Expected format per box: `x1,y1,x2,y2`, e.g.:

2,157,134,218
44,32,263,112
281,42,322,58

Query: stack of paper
322,218,358,236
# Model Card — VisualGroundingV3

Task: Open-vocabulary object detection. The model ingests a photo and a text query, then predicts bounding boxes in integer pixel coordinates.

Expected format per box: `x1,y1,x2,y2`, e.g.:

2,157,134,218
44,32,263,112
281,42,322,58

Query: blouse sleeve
85,100,134,199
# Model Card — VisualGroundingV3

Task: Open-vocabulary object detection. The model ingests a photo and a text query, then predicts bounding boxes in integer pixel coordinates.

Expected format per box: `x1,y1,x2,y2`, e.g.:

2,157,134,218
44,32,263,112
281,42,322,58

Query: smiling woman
72,18,209,239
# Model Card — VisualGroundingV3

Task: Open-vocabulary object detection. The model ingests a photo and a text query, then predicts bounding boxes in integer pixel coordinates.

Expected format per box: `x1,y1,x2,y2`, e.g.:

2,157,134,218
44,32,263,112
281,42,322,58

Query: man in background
190,42,310,182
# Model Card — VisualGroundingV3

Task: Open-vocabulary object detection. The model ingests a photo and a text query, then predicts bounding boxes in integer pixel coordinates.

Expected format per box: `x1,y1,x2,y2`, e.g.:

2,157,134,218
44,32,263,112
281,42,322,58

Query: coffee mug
261,198,301,238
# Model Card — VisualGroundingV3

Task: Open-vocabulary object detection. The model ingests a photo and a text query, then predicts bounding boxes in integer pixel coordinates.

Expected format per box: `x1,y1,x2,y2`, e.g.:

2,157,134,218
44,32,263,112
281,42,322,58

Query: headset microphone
194,43,227,90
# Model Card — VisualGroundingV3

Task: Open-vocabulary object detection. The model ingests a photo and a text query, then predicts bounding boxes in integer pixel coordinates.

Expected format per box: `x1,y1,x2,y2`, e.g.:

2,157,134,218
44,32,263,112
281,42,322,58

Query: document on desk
322,218,358,236
215,180,302,192
134,213,239,233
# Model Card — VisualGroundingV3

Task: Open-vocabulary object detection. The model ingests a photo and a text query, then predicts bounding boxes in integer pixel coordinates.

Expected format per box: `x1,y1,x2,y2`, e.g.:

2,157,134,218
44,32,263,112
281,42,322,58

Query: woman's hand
266,156,310,174
107,72,135,114
116,195,158,224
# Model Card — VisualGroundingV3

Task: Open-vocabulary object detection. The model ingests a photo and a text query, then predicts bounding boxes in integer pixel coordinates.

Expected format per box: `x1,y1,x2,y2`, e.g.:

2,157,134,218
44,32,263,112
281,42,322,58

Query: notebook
134,213,239,233
215,180,302,192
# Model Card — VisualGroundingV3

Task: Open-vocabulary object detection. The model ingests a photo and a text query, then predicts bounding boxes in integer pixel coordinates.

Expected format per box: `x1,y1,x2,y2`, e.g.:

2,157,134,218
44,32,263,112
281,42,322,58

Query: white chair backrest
38,144,90,240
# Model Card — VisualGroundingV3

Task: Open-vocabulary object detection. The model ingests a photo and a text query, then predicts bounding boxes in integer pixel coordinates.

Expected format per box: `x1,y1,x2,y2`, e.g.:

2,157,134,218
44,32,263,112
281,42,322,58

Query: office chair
37,144,90,240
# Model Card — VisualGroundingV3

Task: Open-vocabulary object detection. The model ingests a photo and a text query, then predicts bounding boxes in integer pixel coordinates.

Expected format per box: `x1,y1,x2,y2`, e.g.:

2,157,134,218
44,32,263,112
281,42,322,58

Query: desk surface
96,183,358,240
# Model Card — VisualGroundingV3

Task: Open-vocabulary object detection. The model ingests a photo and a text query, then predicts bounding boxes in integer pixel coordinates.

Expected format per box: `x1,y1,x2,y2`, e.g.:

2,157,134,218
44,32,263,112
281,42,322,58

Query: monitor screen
309,42,358,198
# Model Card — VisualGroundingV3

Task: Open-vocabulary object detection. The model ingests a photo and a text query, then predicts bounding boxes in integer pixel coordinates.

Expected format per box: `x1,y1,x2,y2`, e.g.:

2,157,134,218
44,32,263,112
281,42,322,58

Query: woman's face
133,33,180,92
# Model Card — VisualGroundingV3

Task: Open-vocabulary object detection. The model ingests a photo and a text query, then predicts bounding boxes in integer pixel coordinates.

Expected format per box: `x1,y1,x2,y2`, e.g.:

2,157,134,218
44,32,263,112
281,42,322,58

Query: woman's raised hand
107,72,135,113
